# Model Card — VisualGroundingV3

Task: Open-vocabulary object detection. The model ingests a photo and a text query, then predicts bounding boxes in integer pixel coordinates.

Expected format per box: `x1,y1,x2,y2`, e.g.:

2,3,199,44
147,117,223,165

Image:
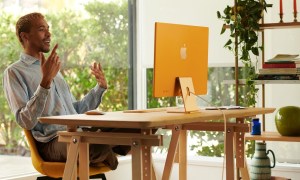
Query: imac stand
168,77,199,113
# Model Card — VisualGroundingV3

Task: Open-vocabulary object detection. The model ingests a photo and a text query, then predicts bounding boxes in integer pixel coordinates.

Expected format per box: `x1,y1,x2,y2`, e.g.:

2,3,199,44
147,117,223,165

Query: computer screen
153,22,209,105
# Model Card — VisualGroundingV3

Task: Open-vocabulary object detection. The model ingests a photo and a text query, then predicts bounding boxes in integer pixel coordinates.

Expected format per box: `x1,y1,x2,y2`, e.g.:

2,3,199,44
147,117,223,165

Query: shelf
254,80,300,84
225,22,300,30
223,79,300,85
259,22,300,29
245,132,300,142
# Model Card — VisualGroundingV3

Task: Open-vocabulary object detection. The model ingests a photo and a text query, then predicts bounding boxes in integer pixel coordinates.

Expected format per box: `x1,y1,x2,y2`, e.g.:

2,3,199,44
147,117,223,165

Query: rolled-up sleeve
72,84,106,114
3,68,50,129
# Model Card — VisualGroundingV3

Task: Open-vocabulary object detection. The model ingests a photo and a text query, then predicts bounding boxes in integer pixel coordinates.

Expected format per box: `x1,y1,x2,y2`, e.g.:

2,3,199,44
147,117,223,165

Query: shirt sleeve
3,68,50,130
72,84,107,114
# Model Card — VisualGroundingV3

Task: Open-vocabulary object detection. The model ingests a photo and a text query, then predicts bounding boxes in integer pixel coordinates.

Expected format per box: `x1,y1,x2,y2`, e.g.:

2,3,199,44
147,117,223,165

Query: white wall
137,0,235,68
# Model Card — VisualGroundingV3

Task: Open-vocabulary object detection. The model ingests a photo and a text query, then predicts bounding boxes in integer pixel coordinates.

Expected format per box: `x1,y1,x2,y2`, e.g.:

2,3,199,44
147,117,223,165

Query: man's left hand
91,62,107,89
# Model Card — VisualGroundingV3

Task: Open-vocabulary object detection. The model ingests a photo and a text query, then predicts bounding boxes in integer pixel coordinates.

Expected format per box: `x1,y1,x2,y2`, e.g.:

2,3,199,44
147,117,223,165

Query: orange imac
153,22,209,113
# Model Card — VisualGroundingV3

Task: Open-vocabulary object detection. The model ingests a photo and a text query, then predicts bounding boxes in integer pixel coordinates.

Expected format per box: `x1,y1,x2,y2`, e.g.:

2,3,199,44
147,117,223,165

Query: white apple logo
180,44,187,60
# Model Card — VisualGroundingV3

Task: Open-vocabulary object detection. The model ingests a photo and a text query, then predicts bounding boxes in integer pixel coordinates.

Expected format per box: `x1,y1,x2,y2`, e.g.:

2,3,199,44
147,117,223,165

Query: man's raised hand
40,44,61,89
91,62,107,89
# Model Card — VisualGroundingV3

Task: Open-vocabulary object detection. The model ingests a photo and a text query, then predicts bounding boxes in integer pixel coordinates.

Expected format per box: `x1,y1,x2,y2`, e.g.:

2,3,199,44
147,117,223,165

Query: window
0,0,132,156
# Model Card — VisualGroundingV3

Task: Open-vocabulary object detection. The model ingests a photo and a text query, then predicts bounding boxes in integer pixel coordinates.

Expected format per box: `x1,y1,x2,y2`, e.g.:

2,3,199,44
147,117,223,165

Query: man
3,12,119,169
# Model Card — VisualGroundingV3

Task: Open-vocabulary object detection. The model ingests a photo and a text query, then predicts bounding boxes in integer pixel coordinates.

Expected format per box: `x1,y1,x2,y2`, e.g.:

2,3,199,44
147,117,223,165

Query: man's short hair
16,12,44,44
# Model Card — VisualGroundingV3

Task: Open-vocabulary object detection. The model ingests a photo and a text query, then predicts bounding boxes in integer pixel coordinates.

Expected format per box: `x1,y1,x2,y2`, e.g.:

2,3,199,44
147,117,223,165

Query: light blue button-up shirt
3,53,106,142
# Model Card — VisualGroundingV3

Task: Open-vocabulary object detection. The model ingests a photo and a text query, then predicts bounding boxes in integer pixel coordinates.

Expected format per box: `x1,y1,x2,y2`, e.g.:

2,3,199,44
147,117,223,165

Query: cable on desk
189,92,227,180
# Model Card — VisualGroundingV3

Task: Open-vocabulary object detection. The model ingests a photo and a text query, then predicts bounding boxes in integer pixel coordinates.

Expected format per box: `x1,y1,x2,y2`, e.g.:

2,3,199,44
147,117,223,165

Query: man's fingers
93,62,97,70
90,63,107,89
50,44,58,58
91,71,100,78
57,60,61,69
54,56,60,64
98,63,103,72
40,52,46,64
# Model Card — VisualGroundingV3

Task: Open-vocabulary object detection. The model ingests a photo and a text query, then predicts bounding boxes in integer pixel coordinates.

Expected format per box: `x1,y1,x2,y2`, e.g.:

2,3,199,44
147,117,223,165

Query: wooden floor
1,154,299,180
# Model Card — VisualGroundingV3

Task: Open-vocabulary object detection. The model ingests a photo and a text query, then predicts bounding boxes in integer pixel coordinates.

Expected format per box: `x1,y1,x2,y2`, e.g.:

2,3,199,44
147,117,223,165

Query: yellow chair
24,129,111,180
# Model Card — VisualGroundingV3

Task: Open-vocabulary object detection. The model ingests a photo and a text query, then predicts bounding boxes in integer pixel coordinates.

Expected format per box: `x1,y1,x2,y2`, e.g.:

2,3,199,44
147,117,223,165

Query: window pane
0,0,130,156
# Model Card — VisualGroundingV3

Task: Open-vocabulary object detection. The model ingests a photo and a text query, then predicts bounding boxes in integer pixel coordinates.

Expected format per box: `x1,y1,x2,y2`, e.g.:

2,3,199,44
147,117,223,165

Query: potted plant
217,0,272,107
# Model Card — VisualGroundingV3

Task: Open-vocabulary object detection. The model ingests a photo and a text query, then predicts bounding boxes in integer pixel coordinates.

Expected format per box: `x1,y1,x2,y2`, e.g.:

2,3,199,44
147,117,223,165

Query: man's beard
41,47,50,53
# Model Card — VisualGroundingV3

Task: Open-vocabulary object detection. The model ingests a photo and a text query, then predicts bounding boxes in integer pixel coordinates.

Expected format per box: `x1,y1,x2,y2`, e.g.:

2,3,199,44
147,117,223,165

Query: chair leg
90,173,106,180
37,176,62,180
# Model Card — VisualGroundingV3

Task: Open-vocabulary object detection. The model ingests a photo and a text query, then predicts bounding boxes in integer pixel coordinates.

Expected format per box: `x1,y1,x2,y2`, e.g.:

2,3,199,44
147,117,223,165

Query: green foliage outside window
0,13,25,154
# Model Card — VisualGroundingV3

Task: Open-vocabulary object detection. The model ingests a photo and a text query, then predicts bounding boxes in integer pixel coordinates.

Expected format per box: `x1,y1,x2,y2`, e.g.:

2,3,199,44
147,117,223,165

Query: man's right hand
40,44,61,89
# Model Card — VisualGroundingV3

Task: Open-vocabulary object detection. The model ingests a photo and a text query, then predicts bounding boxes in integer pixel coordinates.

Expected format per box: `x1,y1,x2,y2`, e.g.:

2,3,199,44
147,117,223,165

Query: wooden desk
39,107,275,180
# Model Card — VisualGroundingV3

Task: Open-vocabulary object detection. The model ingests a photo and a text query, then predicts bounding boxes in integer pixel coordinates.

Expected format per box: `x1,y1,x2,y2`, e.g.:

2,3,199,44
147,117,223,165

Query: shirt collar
20,52,40,65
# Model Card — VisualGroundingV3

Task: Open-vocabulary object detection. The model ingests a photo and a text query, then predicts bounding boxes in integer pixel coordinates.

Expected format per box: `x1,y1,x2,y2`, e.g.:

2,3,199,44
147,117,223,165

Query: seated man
3,12,129,170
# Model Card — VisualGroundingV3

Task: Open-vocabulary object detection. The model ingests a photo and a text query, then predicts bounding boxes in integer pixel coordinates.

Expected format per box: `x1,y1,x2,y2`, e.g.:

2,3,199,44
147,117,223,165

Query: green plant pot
275,106,300,136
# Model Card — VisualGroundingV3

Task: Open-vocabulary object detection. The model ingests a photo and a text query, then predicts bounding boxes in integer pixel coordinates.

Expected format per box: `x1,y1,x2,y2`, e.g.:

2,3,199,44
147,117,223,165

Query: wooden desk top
38,107,275,129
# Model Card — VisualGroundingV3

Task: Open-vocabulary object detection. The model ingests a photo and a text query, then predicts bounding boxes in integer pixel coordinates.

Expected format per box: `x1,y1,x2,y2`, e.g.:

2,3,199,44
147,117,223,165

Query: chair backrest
23,129,66,178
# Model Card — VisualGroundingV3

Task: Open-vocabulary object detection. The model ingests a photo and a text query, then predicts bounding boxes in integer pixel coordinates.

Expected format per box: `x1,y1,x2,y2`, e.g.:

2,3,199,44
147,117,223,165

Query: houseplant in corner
217,0,272,107
217,0,272,156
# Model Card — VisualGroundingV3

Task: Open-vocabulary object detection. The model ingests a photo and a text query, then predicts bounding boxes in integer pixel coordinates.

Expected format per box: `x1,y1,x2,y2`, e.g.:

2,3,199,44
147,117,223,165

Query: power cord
189,92,227,180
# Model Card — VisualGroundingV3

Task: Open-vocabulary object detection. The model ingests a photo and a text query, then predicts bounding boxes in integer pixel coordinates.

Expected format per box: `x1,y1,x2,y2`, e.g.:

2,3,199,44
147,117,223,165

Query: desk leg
162,125,181,180
236,119,245,168
226,127,234,180
240,157,250,180
79,142,89,180
141,129,154,180
235,118,249,180
131,139,142,180
179,130,187,180
63,136,80,180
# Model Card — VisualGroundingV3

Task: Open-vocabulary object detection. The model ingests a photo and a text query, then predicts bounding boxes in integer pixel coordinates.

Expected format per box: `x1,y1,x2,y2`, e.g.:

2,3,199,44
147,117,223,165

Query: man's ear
19,32,29,44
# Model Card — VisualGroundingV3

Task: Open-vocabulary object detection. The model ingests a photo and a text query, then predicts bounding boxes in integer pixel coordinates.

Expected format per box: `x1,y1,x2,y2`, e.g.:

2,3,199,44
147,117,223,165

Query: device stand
168,77,199,113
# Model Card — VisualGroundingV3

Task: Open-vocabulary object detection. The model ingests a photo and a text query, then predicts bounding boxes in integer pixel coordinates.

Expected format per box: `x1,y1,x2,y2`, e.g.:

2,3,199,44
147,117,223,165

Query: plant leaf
217,11,221,19
251,47,259,56
220,25,226,34
224,39,232,47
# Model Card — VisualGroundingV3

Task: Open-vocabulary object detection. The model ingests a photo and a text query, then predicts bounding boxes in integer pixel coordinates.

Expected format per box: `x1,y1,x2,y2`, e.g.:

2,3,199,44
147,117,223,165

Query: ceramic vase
250,142,276,180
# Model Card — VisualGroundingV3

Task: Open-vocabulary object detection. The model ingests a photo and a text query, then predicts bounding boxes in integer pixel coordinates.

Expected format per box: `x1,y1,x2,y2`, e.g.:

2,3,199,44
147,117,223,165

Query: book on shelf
267,54,300,62
265,60,296,64
262,63,296,68
258,68,300,75
255,74,300,80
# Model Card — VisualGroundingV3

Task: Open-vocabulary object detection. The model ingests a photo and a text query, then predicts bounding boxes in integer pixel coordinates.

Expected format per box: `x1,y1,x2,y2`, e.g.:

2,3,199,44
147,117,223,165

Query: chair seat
37,161,110,178
24,129,111,179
